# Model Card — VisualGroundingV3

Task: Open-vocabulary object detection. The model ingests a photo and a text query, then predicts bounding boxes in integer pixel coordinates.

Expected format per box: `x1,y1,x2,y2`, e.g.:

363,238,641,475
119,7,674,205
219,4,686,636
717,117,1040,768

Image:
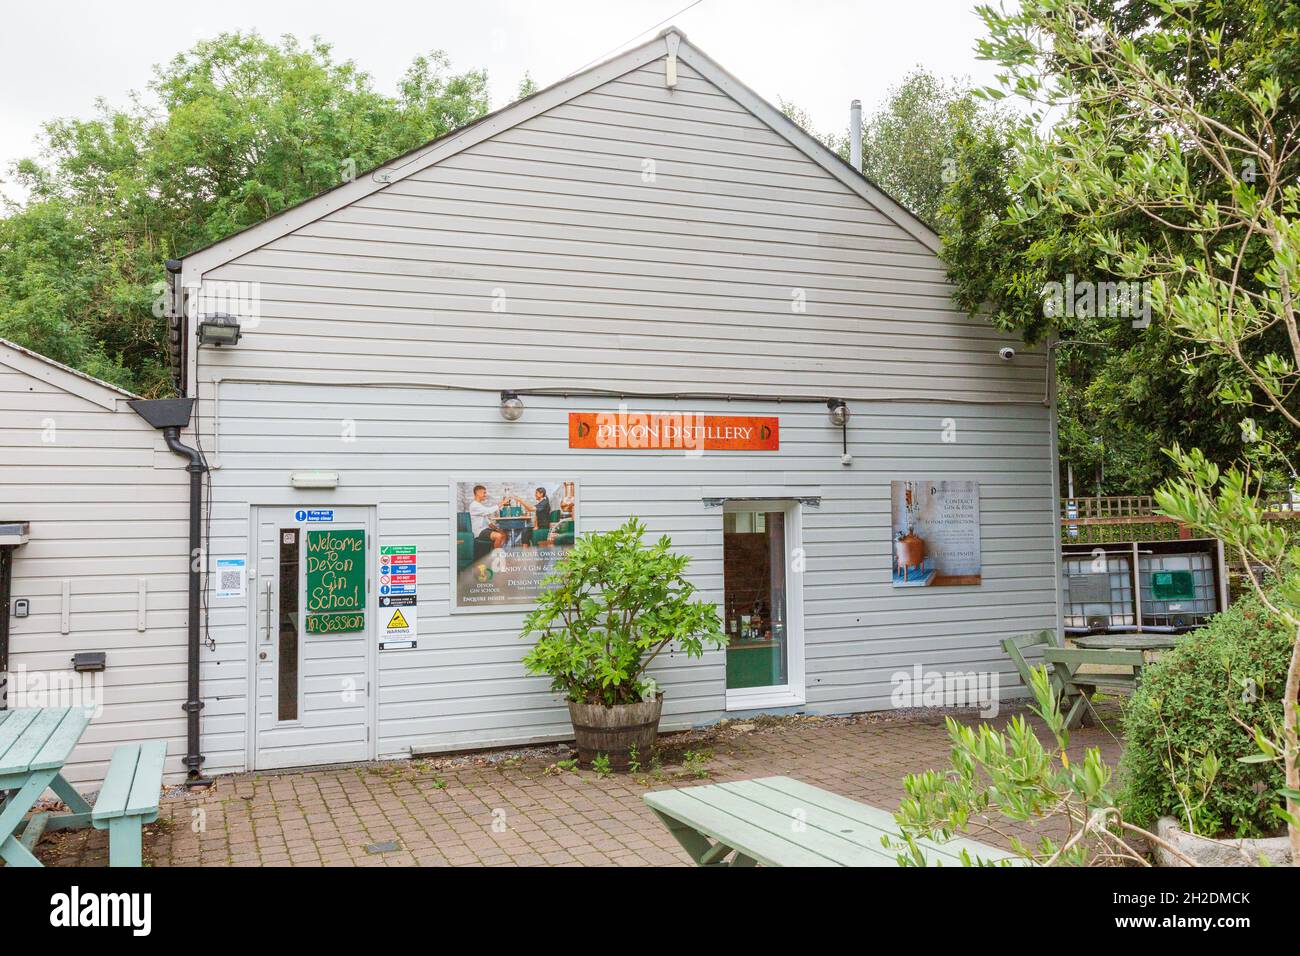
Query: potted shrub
521,517,725,770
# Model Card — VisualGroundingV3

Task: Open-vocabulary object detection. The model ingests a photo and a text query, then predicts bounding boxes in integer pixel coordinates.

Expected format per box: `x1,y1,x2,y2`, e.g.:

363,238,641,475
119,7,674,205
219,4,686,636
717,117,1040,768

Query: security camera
998,346,1016,361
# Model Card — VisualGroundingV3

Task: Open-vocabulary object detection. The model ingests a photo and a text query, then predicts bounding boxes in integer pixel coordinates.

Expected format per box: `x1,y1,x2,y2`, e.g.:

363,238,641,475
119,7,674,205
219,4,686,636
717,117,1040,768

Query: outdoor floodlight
197,313,242,346
827,399,849,427
500,390,524,422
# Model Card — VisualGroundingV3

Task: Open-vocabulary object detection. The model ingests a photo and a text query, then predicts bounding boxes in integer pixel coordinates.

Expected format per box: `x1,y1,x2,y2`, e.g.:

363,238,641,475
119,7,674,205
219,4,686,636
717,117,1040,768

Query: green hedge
1120,592,1293,837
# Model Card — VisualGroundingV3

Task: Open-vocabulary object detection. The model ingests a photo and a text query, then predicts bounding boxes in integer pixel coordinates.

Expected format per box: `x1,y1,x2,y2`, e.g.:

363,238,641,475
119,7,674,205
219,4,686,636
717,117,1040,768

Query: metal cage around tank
1061,538,1227,634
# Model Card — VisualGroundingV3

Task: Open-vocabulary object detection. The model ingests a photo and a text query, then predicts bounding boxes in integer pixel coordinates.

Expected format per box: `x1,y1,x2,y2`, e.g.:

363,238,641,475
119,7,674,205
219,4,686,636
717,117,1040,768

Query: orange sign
568,412,779,451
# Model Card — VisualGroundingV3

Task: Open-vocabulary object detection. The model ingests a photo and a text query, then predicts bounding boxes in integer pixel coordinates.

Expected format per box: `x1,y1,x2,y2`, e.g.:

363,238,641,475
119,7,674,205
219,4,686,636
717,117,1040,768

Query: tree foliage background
0,33,493,395
782,69,1013,232
943,0,1299,495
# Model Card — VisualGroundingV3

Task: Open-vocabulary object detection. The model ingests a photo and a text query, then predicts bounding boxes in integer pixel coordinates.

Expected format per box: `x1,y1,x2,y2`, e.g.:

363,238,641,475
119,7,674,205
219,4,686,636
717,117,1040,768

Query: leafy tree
976,0,1300,862
0,198,136,384
942,121,1266,494
940,0,1300,496
1,32,490,394
890,666,1193,866
514,72,540,101
858,70,1013,231
783,70,1011,230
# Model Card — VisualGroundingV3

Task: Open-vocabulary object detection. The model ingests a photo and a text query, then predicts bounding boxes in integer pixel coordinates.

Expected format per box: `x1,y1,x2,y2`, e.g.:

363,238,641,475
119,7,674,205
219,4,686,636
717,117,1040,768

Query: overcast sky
0,0,1003,203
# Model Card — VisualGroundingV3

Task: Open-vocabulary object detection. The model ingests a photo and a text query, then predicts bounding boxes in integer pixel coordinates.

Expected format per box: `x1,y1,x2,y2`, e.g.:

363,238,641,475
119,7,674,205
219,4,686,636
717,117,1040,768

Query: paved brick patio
35,705,1125,867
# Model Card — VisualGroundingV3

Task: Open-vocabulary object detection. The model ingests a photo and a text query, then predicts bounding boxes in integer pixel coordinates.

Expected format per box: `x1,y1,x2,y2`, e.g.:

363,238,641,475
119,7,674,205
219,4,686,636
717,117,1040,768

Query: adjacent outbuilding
0,338,190,785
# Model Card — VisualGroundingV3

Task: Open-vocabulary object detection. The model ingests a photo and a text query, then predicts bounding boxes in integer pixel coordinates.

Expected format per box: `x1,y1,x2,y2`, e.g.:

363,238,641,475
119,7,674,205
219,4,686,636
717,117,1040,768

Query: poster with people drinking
451,478,578,610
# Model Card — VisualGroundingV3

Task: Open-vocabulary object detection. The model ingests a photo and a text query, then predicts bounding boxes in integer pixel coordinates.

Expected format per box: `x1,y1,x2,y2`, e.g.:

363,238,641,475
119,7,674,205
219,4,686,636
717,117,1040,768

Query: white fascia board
0,337,137,410
673,37,943,254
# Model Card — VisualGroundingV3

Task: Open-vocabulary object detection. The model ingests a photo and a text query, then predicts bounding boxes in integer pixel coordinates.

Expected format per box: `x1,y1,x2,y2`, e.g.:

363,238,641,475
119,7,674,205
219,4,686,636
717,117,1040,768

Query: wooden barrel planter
567,694,663,771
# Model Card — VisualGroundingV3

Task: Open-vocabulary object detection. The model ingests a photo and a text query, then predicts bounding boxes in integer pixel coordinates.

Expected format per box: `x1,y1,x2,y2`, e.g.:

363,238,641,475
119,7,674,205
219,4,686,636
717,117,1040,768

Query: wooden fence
1061,495,1299,544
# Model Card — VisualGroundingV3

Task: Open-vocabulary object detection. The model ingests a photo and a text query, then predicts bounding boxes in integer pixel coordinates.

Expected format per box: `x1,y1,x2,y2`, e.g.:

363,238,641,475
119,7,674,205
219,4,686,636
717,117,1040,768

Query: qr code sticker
219,569,242,591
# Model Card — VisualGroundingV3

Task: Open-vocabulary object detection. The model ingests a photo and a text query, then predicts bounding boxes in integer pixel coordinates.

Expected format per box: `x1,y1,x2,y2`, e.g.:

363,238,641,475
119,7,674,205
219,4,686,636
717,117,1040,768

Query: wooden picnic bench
644,775,1021,867
0,708,96,867
92,741,168,867
0,708,165,867
1001,629,1156,729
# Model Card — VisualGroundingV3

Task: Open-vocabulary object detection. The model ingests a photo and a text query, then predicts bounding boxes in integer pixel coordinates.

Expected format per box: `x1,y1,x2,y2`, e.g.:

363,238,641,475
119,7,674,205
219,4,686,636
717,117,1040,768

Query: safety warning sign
379,543,418,649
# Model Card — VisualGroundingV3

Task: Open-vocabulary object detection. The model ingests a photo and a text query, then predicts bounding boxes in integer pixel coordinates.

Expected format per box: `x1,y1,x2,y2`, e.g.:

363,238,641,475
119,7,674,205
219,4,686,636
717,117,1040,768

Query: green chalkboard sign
1150,570,1195,602
306,612,366,634
306,528,365,632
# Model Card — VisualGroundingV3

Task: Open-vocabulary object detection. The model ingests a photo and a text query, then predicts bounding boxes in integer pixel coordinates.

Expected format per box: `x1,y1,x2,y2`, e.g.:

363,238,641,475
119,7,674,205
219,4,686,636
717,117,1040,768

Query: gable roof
178,27,941,277
0,337,139,410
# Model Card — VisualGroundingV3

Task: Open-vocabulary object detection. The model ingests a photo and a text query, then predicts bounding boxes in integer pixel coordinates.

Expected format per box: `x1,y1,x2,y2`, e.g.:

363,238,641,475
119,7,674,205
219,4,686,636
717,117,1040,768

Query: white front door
251,506,374,770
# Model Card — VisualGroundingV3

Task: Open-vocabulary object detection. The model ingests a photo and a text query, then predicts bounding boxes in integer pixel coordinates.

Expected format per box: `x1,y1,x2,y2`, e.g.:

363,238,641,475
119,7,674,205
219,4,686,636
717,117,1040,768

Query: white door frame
244,505,378,771
723,499,806,711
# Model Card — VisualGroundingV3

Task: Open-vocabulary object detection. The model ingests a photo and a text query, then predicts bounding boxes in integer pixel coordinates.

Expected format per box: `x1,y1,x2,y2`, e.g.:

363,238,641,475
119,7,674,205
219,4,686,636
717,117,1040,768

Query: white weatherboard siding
183,35,1057,773
194,59,1044,402
0,350,190,787
199,386,1055,773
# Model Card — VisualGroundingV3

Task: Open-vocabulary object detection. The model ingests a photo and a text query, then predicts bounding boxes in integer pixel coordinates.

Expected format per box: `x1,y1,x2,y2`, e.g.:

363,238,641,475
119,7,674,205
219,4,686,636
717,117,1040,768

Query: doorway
722,501,804,710
250,506,374,769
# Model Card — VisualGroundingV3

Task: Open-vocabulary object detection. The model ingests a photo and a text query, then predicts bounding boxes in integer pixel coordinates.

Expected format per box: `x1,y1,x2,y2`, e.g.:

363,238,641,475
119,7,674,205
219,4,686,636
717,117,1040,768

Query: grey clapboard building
0,339,191,785
8,28,1060,783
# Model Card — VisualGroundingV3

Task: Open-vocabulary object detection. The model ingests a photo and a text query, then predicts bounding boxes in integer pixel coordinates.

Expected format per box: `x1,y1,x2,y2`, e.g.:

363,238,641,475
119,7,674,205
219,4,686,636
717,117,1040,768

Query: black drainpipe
130,397,209,783
0,543,13,710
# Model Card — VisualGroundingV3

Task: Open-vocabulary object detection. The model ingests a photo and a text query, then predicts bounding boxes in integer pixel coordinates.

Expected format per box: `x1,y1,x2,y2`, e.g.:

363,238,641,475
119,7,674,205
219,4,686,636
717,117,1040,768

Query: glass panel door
277,528,301,722
724,509,789,690
252,506,373,770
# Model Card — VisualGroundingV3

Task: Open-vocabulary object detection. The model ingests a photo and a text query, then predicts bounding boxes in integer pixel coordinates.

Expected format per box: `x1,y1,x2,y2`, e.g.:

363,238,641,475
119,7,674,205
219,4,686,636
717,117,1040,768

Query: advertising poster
452,478,578,611
891,480,981,587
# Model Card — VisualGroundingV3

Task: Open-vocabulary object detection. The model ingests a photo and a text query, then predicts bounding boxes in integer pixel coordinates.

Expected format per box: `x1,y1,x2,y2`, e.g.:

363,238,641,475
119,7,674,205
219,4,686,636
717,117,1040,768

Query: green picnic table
644,775,1021,866
1069,633,1180,652
0,708,166,867
0,707,96,867
1001,630,1180,729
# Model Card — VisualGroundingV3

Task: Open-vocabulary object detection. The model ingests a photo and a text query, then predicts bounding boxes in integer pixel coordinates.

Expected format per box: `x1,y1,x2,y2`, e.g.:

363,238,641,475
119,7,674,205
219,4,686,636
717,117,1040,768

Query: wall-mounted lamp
500,390,524,422
827,399,850,427
290,471,340,490
197,313,242,347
